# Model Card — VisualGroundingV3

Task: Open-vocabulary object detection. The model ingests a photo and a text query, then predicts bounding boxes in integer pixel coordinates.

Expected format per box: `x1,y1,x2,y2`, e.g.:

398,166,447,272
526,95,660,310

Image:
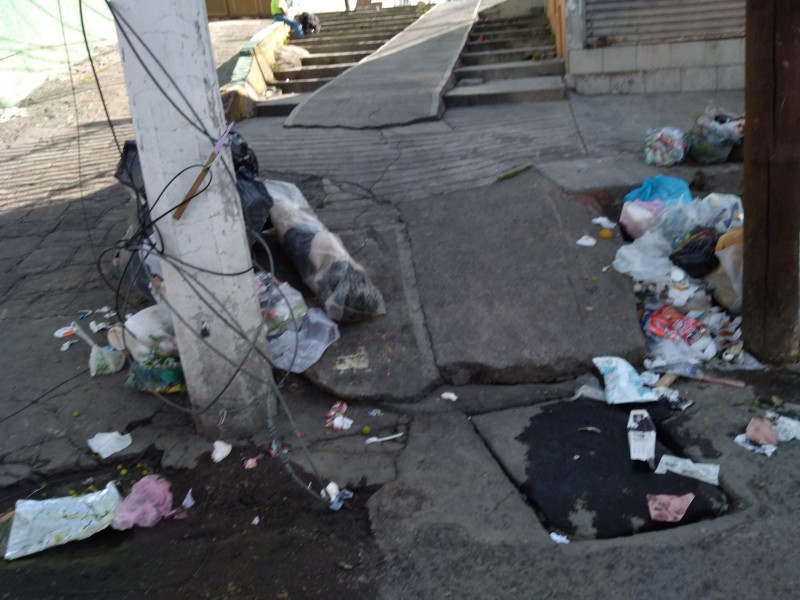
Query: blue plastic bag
623,175,692,206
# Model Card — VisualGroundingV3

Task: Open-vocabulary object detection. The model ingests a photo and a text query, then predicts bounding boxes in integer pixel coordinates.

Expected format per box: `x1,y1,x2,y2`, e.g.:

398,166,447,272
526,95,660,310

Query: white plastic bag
612,231,673,284
267,308,341,373
593,356,660,404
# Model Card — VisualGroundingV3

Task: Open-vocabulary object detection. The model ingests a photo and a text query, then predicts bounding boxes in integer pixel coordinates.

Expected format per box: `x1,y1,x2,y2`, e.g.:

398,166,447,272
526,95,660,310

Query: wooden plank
743,0,800,361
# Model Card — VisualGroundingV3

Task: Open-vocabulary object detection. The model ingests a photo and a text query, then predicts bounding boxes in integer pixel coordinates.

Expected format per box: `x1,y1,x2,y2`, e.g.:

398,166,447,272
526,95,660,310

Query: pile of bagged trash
612,174,759,374
644,106,744,167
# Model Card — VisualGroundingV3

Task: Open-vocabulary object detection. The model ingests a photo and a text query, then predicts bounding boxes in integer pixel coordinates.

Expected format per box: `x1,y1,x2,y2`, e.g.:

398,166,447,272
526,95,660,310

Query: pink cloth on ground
111,475,173,530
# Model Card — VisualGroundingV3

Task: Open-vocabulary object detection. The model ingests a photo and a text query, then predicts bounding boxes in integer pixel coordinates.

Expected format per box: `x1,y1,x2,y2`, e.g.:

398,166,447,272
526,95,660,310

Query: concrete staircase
257,5,421,117
445,7,566,107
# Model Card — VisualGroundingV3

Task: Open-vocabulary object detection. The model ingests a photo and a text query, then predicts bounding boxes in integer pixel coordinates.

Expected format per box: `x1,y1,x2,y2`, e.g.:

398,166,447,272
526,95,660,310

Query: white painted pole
109,0,272,437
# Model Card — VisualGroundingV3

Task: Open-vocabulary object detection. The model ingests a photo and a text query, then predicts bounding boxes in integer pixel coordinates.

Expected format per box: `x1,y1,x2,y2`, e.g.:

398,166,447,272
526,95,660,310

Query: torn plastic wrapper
266,179,386,322
765,411,800,442
267,308,340,373
321,481,354,512
593,357,660,404
4,482,122,560
647,492,695,523
733,433,777,457
87,431,133,459
655,455,720,486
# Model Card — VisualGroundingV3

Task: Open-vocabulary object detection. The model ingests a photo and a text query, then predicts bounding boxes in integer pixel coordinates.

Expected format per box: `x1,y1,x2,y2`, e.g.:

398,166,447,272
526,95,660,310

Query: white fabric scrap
87,431,132,459
655,455,720,486
182,489,195,509
765,411,800,442
440,392,458,402
550,532,571,544
592,216,616,229
211,440,233,463
576,235,597,247
734,433,777,457
332,415,353,431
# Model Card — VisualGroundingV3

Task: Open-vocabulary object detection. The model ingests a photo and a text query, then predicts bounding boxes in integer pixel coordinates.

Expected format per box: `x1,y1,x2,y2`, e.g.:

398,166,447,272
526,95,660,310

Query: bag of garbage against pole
265,180,386,323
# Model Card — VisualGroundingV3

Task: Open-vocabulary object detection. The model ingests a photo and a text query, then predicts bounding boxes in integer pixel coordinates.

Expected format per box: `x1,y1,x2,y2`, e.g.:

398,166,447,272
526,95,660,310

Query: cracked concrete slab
368,409,549,555
304,226,440,401
400,168,644,385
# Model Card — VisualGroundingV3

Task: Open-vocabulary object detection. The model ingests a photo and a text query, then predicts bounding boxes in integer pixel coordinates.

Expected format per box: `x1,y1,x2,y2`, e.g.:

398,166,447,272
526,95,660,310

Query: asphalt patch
517,399,729,540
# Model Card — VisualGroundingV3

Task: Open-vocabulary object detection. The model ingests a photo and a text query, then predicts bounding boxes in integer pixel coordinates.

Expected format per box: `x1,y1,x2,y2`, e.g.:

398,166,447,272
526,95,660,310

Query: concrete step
469,27,550,41
274,77,334,94
295,27,408,43
316,13,418,28
460,46,556,66
255,93,308,117
274,63,356,81
454,58,565,81
302,50,372,65
444,76,566,107
292,39,386,54
466,37,553,52
473,17,547,32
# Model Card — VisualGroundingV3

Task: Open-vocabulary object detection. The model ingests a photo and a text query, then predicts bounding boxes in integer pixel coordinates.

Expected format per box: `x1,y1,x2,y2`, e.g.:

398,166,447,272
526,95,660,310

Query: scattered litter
325,401,353,432
593,357,660,404
77,310,92,320
267,308,341,373
332,346,369,373
243,457,259,470
4,482,122,560
592,216,617,229
627,409,656,468
745,415,778,446
255,271,308,335
647,492,695,523
368,409,383,417
89,320,111,333
211,440,233,463
181,489,195,509
549,532,571,544
251,516,260,525
71,321,126,376
644,127,686,166
571,383,606,402
365,432,404,445
338,561,355,571
765,411,800,442
576,235,597,247
573,454,580,460
97,306,113,315
111,475,173,530
598,228,614,240
733,433,777,457
578,426,602,434
87,431,133,459
60,340,78,352
54,326,76,339
321,481,354,512
655,455,720,486
686,107,744,165
361,425,372,436
440,392,458,402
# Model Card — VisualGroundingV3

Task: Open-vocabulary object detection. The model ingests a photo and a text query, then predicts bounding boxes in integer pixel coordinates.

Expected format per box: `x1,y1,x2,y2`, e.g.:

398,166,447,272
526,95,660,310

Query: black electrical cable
0,368,90,424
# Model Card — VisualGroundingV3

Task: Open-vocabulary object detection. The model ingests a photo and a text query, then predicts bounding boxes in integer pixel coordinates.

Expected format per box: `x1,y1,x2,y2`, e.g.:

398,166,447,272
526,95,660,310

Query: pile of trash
612,174,758,373
644,106,744,167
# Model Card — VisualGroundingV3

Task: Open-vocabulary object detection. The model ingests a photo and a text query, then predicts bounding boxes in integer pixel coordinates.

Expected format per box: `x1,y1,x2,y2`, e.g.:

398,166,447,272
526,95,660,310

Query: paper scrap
592,216,617,229
550,532,571,544
576,235,597,247
647,492,695,523
89,321,111,333
182,489,195,509
87,431,133,459
734,433,777,457
243,457,259,470
745,415,778,446
655,455,720,486
251,516,260,525
593,357,660,404
211,440,232,463
627,409,656,466
765,411,800,442
440,392,458,402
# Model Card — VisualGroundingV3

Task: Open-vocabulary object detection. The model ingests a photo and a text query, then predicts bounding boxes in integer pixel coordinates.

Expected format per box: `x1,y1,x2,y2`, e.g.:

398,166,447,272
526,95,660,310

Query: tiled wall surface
566,38,744,94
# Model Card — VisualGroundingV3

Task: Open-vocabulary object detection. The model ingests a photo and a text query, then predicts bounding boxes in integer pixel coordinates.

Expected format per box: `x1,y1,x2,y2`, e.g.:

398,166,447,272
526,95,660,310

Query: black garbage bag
229,130,258,175
669,229,719,279
236,167,273,244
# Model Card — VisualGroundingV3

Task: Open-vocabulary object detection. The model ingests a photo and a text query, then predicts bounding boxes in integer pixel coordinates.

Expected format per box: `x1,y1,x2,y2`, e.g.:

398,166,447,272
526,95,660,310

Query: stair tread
455,58,564,74
445,76,565,97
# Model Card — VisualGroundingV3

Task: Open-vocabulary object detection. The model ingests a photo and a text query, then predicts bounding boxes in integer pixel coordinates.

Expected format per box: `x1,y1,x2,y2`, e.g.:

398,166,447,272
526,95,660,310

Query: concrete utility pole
109,0,273,436
743,0,800,362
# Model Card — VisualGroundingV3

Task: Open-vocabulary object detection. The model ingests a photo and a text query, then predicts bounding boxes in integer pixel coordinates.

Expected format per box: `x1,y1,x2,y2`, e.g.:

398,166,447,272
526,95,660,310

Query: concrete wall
0,0,117,107
562,0,744,94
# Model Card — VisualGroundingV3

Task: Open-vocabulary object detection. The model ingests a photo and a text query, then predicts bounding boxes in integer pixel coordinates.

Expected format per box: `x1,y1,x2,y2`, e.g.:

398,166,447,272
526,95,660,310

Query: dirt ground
0,446,383,600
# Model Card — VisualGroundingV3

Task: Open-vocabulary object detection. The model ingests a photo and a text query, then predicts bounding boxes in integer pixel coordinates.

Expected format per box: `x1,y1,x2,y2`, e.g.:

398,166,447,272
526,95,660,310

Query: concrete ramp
284,0,479,129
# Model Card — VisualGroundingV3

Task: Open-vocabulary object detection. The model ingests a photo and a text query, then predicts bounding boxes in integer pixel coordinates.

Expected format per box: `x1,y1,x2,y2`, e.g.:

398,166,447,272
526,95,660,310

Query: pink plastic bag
111,475,174,530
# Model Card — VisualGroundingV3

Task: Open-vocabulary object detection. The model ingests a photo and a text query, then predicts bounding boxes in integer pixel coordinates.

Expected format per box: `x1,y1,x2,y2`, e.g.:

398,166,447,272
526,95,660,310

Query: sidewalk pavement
1,13,799,600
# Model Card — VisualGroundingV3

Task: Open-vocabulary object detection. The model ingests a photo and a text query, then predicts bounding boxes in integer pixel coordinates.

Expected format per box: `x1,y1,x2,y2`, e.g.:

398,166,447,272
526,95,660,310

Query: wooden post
743,0,800,363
